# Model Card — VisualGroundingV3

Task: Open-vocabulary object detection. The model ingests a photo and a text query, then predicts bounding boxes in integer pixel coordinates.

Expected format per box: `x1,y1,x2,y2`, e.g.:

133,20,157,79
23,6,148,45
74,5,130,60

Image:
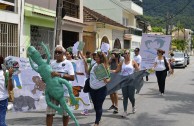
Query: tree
172,21,185,40
172,39,187,51
191,35,194,49
152,27,163,32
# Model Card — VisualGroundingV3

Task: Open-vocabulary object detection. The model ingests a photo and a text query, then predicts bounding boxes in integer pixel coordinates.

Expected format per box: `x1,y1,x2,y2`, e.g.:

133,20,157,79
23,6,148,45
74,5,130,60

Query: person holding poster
0,56,14,126
89,52,110,126
152,49,172,96
47,45,75,126
111,50,139,118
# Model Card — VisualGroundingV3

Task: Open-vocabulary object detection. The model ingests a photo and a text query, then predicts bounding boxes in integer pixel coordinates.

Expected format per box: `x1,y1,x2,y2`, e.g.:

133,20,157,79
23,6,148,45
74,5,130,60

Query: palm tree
172,21,185,40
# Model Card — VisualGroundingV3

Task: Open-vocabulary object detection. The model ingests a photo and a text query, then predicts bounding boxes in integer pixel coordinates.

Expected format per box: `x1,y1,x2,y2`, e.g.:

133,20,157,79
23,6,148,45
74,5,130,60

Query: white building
84,0,143,49
0,0,23,57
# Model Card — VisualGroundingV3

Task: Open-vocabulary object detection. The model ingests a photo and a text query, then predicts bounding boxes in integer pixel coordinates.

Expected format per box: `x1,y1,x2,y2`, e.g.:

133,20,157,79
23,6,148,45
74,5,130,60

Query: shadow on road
130,113,175,126
159,90,194,115
6,113,91,126
139,88,194,115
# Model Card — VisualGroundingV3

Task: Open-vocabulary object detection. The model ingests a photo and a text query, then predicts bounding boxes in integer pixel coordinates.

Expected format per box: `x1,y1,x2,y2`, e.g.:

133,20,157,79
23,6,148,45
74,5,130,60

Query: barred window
0,22,18,57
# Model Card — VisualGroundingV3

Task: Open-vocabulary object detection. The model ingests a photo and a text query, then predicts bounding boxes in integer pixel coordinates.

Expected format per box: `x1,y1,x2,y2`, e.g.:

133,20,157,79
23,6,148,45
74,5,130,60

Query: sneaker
113,107,118,114
121,111,127,118
81,109,89,116
161,93,164,96
108,105,115,110
132,107,136,114
7,103,13,110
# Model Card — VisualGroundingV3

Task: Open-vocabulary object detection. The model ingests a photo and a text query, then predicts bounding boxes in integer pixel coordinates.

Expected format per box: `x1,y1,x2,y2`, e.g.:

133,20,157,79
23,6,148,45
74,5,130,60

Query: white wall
131,35,142,49
0,0,21,24
84,0,123,24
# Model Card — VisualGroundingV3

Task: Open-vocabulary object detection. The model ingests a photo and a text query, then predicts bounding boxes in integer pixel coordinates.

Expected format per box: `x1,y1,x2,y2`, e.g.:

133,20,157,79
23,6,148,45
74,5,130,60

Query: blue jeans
0,98,8,126
90,86,107,125
122,86,135,112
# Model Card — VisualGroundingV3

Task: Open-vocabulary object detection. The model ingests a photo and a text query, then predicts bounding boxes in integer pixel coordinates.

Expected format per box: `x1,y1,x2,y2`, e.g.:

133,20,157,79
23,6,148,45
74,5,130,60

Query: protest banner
140,34,172,70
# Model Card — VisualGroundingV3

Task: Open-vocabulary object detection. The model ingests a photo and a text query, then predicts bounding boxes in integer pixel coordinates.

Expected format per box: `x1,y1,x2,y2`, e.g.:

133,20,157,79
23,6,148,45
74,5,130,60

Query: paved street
6,57,194,126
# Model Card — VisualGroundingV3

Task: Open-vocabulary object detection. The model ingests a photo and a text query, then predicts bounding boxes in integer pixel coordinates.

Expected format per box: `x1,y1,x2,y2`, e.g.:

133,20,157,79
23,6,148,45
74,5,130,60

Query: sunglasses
124,53,130,55
55,51,63,54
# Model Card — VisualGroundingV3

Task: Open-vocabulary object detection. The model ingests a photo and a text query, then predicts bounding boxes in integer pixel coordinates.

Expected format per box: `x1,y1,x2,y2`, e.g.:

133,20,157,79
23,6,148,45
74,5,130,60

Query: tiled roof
84,6,127,29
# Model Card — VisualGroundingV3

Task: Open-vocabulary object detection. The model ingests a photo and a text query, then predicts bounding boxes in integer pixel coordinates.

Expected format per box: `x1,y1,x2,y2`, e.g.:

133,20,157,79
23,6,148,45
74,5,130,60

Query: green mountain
143,0,194,30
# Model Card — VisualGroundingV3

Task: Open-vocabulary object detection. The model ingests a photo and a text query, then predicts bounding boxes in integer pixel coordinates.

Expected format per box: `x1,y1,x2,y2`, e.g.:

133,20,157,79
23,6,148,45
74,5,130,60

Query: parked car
173,52,187,68
184,53,190,65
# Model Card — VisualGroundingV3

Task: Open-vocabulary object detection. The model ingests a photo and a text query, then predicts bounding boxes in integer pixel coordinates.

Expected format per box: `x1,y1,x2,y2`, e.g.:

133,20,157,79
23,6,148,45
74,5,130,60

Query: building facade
0,0,23,57
21,0,84,57
172,28,193,54
84,0,143,49
83,6,126,53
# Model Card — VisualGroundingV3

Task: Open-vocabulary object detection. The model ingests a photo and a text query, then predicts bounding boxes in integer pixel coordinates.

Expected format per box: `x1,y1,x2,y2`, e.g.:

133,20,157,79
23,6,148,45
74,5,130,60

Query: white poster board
101,42,110,53
140,34,172,70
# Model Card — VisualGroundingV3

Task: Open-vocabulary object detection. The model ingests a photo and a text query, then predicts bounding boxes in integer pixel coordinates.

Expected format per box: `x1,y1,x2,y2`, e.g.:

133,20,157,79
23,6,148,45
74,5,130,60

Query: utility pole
52,0,63,58
166,12,169,35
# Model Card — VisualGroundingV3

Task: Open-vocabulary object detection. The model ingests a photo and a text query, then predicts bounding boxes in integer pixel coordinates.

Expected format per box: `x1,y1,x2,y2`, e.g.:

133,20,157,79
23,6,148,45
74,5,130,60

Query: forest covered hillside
143,0,194,30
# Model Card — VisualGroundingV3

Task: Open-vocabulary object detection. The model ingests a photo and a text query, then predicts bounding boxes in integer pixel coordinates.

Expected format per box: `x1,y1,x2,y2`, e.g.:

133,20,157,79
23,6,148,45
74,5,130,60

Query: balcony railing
124,27,142,36
63,0,79,19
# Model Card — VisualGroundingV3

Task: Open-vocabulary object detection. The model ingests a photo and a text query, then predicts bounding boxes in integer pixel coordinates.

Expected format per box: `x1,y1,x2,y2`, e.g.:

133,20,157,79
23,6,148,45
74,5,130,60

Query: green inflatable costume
27,42,79,126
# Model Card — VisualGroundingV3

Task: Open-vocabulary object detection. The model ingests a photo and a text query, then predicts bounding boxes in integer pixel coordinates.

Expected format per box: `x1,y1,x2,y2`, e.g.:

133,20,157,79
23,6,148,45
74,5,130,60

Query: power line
158,0,192,24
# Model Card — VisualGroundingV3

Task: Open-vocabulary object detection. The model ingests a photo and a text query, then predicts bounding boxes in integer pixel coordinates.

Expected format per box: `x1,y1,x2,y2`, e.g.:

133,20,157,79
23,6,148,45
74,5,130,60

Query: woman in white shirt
88,52,110,126
152,49,172,96
0,56,13,126
111,50,139,118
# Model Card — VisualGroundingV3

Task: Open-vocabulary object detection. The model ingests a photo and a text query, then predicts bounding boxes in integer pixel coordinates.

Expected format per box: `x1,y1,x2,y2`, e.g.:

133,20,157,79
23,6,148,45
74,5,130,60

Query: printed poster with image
93,64,109,81
140,34,172,70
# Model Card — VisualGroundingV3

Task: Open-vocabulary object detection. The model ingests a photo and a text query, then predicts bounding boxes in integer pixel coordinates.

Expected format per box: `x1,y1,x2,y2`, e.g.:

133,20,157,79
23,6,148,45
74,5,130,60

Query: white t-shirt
134,55,142,68
154,57,166,71
0,70,8,101
170,56,175,65
51,60,74,96
90,64,106,90
91,59,96,66
120,60,134,76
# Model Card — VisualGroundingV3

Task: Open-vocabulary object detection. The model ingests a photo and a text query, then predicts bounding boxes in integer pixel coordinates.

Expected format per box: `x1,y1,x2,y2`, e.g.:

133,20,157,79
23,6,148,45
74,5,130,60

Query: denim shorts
0,98,8,126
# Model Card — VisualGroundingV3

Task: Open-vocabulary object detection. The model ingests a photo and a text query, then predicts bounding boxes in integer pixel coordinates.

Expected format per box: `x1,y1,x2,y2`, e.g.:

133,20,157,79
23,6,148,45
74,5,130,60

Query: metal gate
0,22,19,57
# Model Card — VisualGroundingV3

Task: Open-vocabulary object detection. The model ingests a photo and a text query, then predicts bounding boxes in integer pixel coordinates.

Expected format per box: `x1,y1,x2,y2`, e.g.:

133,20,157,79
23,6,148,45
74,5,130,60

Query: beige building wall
96,28,113,50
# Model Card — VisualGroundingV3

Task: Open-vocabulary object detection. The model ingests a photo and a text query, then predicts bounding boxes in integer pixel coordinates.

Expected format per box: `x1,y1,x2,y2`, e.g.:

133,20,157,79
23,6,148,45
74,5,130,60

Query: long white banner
5,56,91,112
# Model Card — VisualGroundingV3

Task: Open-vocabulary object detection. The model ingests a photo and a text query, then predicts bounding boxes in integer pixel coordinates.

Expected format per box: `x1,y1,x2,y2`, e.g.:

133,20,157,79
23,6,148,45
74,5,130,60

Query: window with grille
124,40,131,49
30,25,54,58
0,0,17,13
0,22,18,57
63,0,80,19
